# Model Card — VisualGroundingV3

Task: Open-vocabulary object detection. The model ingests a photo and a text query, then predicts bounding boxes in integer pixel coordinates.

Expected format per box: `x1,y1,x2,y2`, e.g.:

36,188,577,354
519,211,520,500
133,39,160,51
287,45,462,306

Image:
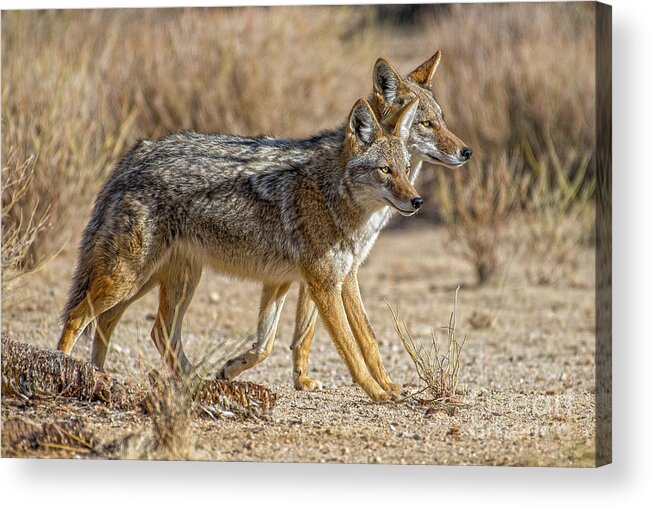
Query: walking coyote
58,97,422,401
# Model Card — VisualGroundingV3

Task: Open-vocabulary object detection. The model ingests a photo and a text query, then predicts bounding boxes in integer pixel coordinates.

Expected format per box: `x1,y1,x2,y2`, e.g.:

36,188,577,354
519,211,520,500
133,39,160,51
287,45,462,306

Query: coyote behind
58,98,421,401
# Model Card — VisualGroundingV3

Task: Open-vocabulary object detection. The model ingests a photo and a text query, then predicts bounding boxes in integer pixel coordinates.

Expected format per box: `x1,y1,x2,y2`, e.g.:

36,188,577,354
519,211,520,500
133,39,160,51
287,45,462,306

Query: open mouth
384,198,417,217
425,152,466,169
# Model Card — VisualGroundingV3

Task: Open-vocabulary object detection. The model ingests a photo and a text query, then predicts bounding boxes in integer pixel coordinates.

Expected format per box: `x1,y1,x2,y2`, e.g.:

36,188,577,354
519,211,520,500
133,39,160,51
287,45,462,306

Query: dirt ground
1,225,596,466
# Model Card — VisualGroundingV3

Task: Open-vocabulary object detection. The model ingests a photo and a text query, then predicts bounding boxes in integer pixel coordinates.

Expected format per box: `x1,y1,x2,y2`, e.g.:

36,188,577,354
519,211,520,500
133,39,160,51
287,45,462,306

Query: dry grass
1,7,378,263
112,372,202,460
1,148,51,286
521,137,595,285
2,5,596,272
434,155,526,284
420,2,595,170
387,287,468,412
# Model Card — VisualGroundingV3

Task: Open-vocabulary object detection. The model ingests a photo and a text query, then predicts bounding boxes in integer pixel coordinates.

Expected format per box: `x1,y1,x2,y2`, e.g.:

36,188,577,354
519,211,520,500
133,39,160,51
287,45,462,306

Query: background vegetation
2,3,596,285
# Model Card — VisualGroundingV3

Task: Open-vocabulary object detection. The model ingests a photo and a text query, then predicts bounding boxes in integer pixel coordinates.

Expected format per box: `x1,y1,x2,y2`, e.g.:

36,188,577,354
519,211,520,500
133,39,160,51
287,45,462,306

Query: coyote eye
421,120,433,128
379,166,391,175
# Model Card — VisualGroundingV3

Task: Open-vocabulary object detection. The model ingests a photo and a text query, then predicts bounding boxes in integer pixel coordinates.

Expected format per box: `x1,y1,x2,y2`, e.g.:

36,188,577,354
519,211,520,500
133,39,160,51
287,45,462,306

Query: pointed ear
393,99,419,142
407,50,442,89
347,98,382,146
373,58,408,108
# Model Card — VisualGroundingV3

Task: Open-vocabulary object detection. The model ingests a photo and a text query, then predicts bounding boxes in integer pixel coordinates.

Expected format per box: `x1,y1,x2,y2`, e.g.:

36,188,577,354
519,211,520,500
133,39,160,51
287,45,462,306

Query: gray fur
63,107,413,324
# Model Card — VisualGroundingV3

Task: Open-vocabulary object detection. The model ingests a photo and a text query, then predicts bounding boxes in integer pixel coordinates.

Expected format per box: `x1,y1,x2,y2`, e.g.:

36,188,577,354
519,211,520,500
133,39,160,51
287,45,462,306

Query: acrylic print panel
1,2,611,466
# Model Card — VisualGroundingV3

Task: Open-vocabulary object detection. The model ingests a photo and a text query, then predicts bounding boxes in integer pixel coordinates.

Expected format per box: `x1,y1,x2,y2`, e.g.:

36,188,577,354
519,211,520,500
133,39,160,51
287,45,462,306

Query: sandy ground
1,225,596,466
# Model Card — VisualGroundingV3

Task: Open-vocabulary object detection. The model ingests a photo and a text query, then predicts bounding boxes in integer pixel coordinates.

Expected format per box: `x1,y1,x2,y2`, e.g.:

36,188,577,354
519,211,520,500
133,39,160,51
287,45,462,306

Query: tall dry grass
2,4,596,273
1,149,50,280
419,2,595,169
416,2,596,284
1,7,379,262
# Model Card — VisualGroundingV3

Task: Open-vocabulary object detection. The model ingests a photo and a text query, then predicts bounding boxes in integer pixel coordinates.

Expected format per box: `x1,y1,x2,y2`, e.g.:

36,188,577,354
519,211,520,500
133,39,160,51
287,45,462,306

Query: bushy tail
61,250,92,324
61,139,145,327
60,211,101,325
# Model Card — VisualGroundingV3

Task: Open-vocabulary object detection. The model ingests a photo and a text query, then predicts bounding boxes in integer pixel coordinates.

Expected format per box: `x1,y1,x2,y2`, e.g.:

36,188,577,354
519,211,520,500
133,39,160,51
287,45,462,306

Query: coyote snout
372,51,473,170
420,124,473,168
381,171,423,216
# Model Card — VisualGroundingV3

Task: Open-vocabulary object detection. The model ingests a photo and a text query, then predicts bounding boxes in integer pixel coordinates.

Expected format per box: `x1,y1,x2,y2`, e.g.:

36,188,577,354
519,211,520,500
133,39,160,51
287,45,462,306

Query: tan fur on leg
91,277,157,369
58,275,125,355
307,279,389,401
290,283,321,390
218,282,290,379
150,259,202,377
342,270,403,399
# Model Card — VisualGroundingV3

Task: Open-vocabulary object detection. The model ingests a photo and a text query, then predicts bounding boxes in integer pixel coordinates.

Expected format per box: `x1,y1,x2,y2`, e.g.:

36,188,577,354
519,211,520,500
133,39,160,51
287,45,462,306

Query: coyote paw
294,375,323,391
385,382,409,401
368,389,392,402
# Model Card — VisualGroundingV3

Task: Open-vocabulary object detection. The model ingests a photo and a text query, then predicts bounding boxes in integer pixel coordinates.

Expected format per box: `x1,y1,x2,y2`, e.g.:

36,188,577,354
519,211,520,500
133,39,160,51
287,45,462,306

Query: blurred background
2,3,596,287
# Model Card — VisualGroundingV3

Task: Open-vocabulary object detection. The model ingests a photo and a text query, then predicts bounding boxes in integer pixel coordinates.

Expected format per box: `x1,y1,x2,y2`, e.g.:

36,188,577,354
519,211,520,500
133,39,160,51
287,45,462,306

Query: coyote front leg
292,274,404,398
342,269,405,399
290,283,321,390
307,278,390,401
217,282,290,379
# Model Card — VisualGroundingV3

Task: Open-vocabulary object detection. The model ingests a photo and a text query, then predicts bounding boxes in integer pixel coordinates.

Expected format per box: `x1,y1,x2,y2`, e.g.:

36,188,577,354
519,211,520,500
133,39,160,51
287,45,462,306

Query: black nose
411,197,424,210
461,146,473,160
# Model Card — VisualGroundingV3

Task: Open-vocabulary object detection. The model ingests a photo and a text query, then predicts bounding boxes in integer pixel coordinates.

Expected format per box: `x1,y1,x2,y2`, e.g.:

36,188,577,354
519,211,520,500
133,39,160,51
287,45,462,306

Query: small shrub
435,155,525,284
387,287,468,410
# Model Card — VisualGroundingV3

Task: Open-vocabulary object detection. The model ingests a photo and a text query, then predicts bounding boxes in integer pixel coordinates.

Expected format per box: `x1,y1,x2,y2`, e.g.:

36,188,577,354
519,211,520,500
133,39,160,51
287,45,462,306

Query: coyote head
343,98,423,216
371,51,472,169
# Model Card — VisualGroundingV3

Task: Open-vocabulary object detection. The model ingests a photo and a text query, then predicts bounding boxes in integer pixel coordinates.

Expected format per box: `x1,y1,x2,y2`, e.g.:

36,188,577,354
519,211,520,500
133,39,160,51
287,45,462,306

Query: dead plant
435,155,526,284
387,287,468,412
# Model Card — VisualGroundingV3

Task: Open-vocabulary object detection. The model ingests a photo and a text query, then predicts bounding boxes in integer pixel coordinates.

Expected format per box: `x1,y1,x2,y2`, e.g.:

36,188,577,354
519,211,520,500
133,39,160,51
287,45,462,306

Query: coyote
57,98,421,401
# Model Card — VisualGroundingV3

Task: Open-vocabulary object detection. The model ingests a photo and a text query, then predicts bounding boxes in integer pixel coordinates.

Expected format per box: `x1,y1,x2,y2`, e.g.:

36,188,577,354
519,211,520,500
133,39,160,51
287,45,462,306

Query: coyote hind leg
150,258,202,377
217,282,290,380
91,277,157,369
290,283,321,390
58,274,133,355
